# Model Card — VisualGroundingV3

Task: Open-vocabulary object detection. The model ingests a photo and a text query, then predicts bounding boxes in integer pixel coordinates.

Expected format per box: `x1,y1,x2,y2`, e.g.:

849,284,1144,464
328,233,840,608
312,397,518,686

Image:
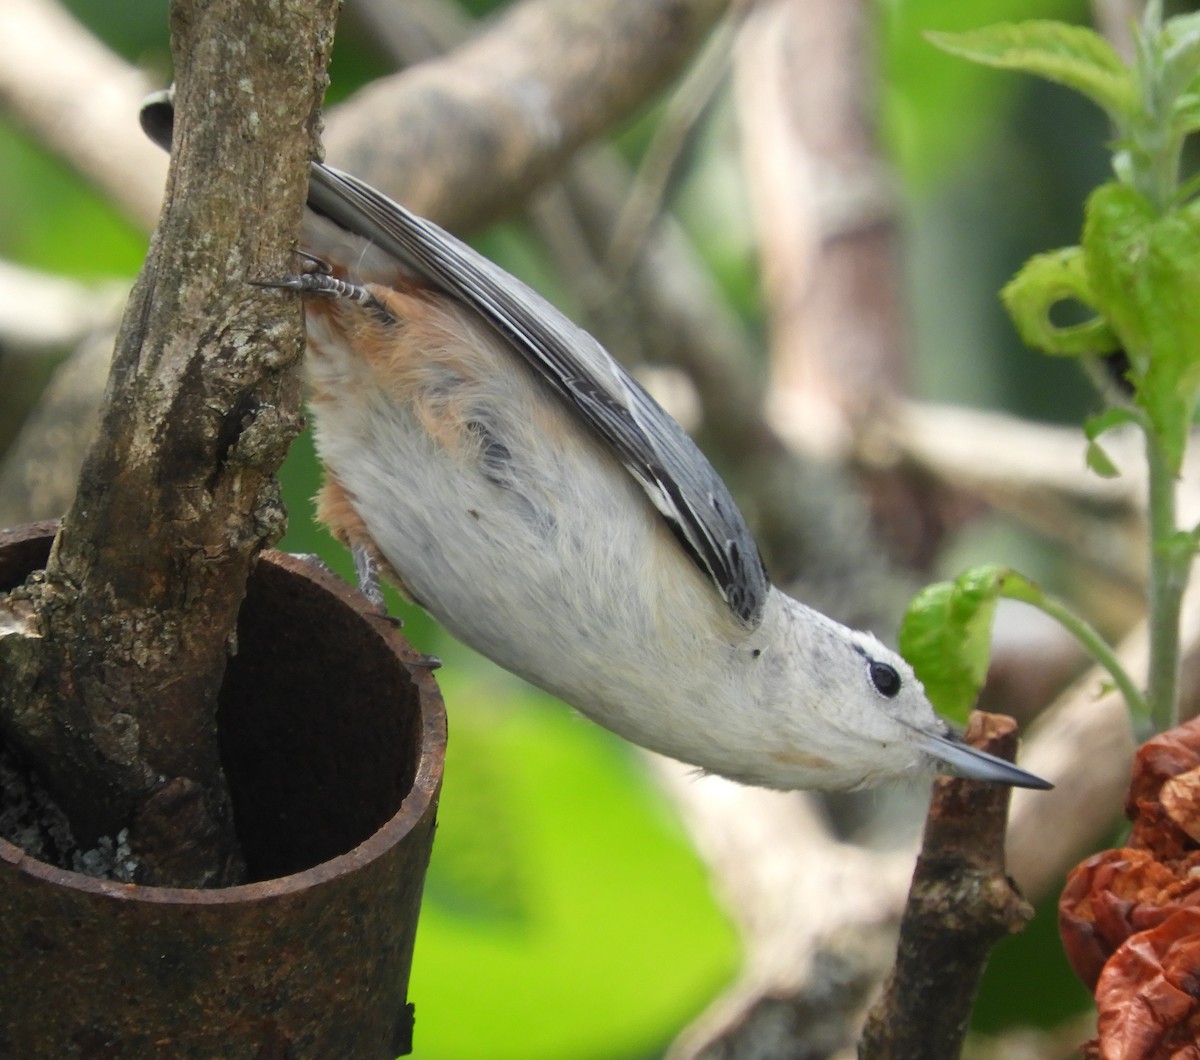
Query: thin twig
323,0,732,231
605,13,739,283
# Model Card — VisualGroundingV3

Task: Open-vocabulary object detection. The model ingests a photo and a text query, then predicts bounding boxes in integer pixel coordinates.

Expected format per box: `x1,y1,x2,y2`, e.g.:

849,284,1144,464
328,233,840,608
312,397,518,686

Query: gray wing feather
308,163,770,629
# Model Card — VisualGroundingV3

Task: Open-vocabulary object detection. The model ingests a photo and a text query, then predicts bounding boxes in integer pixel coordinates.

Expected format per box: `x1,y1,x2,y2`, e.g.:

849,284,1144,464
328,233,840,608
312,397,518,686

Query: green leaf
901,566,1059,723
1085,441,1121,478
1162,12,1200,103
926,22,1136,122
1000,246,1119,356
1084,407,1139,478
1083,181,1200,473
1157,528,1200,563
1170,12,1200,137
905,565,1151,729
1163,11,1200,53
1172,94,1200,138
1085,405,1139,440
900,565,1008,723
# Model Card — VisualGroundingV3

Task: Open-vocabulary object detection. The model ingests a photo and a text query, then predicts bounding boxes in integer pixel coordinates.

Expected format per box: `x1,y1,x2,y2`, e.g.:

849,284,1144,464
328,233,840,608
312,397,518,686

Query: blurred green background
0,0,1129,1053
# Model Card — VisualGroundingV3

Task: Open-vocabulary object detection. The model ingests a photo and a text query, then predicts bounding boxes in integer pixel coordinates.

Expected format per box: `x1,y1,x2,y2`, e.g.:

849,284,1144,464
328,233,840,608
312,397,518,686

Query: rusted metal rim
0,520,447,901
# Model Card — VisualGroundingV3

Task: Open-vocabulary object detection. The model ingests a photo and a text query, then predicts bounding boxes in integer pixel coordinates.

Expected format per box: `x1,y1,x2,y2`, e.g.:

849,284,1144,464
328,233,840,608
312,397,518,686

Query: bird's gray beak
918,728,1052,790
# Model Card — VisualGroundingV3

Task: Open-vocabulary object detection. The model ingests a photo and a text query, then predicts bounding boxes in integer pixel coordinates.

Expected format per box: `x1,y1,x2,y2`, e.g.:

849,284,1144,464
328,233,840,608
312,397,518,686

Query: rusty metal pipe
0,524,446,1058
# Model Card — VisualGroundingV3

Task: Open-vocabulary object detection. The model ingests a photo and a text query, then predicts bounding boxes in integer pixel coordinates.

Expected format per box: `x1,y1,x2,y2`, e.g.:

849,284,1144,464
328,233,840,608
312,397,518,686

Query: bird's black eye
869,661,902,698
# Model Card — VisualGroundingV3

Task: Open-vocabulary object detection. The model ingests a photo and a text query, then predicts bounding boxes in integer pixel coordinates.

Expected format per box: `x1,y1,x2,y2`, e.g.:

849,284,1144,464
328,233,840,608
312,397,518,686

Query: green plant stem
1130,119,1185,214
1005,584,1150,730
1143,136,1181,213
1145,427,1190,735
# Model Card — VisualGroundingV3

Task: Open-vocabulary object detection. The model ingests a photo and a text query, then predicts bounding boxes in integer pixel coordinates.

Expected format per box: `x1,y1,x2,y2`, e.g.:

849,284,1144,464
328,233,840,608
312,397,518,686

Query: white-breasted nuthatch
144,96,1049,793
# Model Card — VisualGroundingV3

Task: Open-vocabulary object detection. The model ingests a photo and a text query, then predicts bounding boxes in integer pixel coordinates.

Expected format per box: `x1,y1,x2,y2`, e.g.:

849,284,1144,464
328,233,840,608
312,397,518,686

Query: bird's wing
308,163,769,629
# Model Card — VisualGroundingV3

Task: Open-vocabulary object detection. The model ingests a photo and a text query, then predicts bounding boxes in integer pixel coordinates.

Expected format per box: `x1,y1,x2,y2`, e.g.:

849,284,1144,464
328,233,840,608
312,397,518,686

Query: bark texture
858,713,1035,1059
0,0,339,886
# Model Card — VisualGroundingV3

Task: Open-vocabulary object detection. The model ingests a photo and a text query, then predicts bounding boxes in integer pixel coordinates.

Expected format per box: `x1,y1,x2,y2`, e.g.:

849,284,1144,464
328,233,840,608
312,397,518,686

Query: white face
825,633,945,789
751,610,950,791
766,620,1046,791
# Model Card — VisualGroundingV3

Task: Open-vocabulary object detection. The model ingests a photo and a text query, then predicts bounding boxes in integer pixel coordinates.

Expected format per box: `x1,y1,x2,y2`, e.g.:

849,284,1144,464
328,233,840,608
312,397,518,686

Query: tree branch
734,0,904,458
858,714,1034,1059
324,0,730,230
0,0,337,886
